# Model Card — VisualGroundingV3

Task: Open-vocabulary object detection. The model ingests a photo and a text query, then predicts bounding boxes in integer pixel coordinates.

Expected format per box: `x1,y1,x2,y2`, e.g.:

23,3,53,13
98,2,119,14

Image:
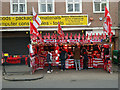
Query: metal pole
118,1,120,50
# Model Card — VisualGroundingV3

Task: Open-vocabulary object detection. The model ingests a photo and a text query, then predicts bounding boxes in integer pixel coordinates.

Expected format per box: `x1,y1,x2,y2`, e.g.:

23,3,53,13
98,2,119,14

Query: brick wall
1,1,118,27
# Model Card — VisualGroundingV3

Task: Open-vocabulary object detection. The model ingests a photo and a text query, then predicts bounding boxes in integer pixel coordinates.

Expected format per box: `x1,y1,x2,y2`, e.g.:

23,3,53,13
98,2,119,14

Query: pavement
1,64,119,88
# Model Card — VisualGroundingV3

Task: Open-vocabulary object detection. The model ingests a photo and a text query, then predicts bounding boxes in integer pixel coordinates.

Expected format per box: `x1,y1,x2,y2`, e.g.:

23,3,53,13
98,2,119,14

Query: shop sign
0,15,88,27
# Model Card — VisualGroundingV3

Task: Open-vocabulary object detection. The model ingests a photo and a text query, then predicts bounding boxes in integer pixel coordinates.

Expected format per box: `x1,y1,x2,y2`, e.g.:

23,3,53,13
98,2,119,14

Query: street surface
2,65,118,88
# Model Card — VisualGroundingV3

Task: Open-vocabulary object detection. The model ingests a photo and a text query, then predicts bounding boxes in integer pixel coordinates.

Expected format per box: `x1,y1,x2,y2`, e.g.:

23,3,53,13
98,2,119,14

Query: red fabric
30,22,40,38
6,57,21,64
78,33,81,39
25,57,28,65
104,6,113,42
58,21,64,37
69,33,72,39
82,34,84,40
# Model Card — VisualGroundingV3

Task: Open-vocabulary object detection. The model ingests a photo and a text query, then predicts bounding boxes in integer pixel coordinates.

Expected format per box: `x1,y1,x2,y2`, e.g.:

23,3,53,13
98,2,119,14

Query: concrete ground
1,65,119,88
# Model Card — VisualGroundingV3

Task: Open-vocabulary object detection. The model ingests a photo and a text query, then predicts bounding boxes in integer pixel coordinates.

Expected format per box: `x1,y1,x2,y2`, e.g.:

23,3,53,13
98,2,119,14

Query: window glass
68,0,73,2
20,4,25,12
75,3,80,11
19,0,25,3
13,0,18,3
102,3,106,11
47,4,52,12
95,2,100,11
74,0,79,2
47,0,52,3
94,0,108,12
11,0,26,14
13,4,18,12
39,0,54,13
40,0,46,3
68,4,73,12
101,0,106,2
40,4,46,12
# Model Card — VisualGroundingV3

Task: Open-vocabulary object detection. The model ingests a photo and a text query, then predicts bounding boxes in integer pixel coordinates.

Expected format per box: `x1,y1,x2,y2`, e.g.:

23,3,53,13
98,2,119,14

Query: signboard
0,15,88,27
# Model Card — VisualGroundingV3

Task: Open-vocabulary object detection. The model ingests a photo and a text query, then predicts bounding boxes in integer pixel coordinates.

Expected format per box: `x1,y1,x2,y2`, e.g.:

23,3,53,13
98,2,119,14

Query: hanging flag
74,34,77,39
93,33,96,40
48,33,50,39
89,33,92,40
101,33,103,39
78,33,81,40
104,33,106,40
58,35,61,40
57,21,64,37
69,33,72,39
55,34,57,39
32,7,41,28
86,33,88,40
82,33,84,41
51,33,54,39
65,33,68,40
104,6,113,42
109,32,113,42
39,33,42,40
30,22,40,37
43,35,46,39
97,33,100,40
52,33,55,39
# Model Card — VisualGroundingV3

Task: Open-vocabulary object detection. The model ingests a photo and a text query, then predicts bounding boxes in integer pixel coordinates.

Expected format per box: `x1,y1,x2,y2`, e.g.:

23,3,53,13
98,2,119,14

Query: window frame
66,0,82,13
10,0,27,14
93,0,109,13
38,0,55,14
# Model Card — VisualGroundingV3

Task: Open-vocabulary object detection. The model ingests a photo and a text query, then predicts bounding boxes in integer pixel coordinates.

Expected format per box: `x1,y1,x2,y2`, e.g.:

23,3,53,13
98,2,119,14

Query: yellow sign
0,15,88,27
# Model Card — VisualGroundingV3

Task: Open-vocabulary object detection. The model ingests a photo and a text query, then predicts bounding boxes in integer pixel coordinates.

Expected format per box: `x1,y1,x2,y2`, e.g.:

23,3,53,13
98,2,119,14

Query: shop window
10,0,27,14
38,0,55,14
66,0,82,13
93,0,109,13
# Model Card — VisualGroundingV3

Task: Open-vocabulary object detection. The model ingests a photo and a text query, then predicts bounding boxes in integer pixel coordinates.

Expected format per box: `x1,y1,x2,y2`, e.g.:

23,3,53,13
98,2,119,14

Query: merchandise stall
28,33,112,74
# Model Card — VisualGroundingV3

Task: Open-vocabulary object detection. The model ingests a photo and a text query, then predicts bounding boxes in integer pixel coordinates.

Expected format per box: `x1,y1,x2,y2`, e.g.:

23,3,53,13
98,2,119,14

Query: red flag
101,33,103,39
110,32,113,42
52,33,55,39
58,35,61,40
30,22,40,37
58,22,64,36
48,33,50,39
82,33,84,41
65,33,68,40
104,6,113,42
78,33,81,40
93,33,96,40
51,33,54,39
69,33,72,39
43,35,46,39
90,33,92,40
105,6,110,17
32,7,41,28
62,34,64,40
74,34,77,39
55,34,57,39
104,33,106,39
97,33,100,40
86,34,88,40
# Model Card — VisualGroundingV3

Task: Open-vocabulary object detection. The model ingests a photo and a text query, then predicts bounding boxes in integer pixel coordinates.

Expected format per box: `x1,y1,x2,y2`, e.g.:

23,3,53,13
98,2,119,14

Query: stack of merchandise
80,55,83,69
65,59,75,69
88,55,93,68
93,58,104,68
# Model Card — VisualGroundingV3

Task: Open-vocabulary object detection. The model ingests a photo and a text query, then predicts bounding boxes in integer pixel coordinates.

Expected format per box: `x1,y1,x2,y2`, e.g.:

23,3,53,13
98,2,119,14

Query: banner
0,15,88,27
